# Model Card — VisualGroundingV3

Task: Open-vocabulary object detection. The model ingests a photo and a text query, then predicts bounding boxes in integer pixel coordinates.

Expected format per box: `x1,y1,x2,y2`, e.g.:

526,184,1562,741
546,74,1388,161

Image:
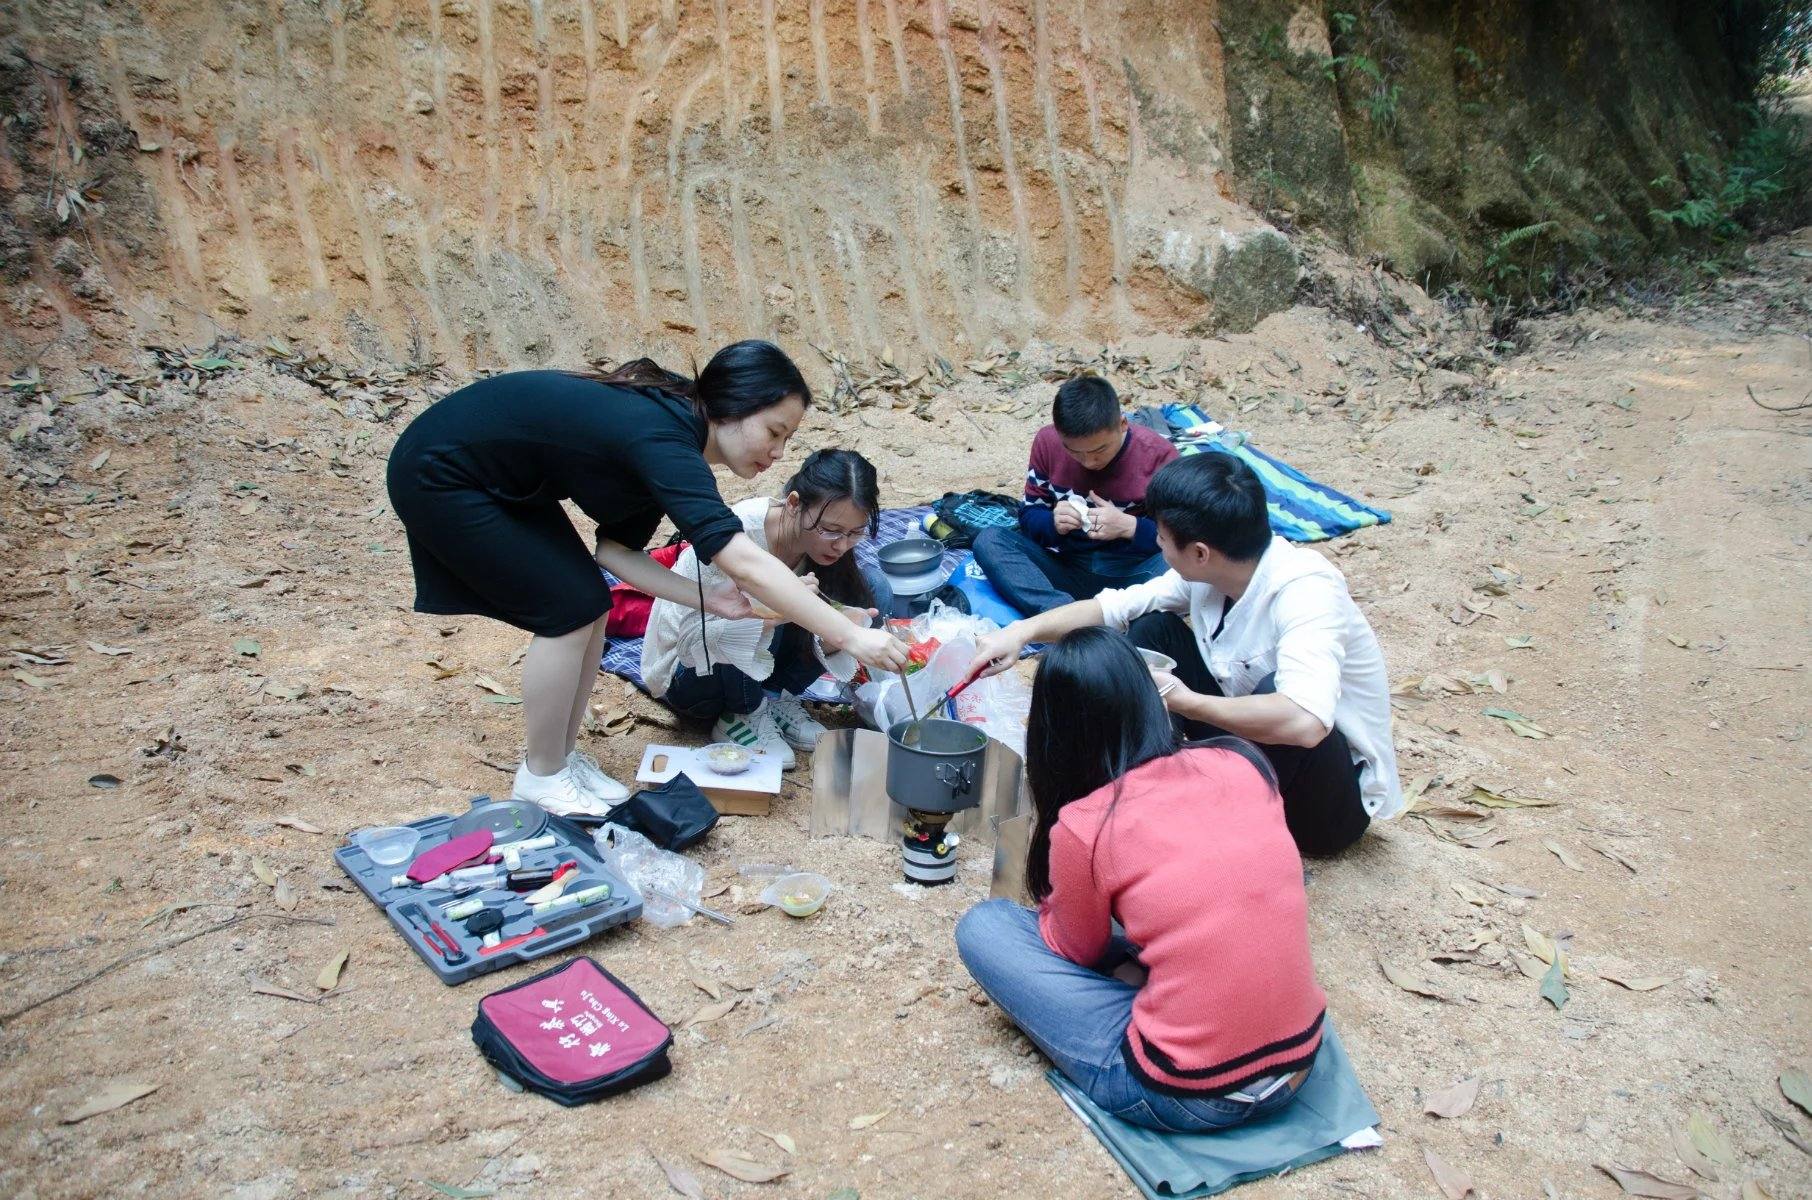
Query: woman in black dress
386,340,909,815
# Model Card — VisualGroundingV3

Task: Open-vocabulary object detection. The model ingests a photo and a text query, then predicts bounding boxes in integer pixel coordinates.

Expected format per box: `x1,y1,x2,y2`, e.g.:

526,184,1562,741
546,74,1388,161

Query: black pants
1128,612,1370,857
662,623,823,722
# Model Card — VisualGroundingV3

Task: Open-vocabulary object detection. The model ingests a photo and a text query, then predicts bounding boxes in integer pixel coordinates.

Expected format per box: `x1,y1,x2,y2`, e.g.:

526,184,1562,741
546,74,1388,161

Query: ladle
898,661,990,747
898,669,924,746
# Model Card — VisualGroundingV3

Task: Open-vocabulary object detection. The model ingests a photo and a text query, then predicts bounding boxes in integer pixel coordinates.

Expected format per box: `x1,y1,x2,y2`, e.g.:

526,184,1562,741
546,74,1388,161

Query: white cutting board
636,743,783,795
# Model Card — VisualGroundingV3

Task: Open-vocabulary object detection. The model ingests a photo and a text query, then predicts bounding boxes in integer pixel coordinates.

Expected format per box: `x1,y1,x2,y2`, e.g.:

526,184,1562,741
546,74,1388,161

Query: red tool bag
471,957,673,1105
605,542,687,638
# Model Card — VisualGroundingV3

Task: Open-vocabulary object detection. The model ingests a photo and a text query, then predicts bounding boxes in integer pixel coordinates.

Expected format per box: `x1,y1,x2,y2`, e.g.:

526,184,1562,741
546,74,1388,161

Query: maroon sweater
1038,747,1327,1096
1020,424,1178,569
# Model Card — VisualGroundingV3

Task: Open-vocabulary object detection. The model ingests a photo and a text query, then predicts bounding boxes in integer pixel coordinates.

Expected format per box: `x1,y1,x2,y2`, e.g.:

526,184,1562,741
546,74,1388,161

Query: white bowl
356,825,420,866
1137,648,1178,673
701,742,754,776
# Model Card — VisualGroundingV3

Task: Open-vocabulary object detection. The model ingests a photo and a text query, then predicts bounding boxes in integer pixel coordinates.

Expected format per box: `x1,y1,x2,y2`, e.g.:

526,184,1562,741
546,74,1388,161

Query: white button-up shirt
1095,536,1403,819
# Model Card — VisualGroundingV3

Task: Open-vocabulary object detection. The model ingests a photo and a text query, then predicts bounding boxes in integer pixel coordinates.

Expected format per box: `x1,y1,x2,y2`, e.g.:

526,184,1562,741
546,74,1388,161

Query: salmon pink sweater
1037,746,1326,1096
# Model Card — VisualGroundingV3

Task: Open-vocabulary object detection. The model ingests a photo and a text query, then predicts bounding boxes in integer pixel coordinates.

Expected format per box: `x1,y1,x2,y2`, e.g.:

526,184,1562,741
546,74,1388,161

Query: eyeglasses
804,514,867,544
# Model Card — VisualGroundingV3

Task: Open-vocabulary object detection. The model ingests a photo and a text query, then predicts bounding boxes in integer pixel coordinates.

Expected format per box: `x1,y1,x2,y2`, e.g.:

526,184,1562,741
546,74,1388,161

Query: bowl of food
701,742,754,776
761,871,832,917
355,825,421,866
1136,648,1178,673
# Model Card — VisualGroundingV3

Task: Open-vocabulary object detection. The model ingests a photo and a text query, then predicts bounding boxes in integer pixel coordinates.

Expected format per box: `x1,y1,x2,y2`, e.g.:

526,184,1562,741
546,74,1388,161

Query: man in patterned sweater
973,377,1178,616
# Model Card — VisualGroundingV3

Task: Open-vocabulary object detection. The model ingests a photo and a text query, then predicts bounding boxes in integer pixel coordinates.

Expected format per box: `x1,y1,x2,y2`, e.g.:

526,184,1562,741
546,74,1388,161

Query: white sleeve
1270,577,1347,729
1094,569,1193,631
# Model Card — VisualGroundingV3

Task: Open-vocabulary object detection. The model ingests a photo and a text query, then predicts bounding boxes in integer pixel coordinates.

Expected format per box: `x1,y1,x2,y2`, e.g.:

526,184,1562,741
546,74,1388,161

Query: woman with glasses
642,448,893,765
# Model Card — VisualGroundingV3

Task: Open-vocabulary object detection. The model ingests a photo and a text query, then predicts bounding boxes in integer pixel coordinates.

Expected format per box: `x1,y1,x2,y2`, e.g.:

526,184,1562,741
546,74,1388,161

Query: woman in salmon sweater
955,626,1326,1133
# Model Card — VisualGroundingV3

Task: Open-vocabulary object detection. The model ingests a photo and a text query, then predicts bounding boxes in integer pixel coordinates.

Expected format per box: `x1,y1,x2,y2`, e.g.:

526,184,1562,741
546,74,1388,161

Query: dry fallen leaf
697,1150,788,1184
1741,1181,1774,1200
1543,839,1585,871
273,876,298,912
1688,1111,1736,1168
691,975,722,1001
848,1110,890,1130
654,1155,705,1199
473,674,510,695
1522,923,1560,965
1592,842,1639,872
251,982,324,1004
1780,1066,1812,1118
1424,1148,1474,1199
1600,972,1676,992
1669,1124,1722,1180
757,1129,796,1155
1597,1162,1704,1199
316,949,349,991
86,640,132,656
1379,959,1451,1002
251,857,278,886
62,1081,161,1124
1540,956,1569,1010
1424,1076,1482,1119
681,998,739,1029
1469,785,1557,808
274,815,324,835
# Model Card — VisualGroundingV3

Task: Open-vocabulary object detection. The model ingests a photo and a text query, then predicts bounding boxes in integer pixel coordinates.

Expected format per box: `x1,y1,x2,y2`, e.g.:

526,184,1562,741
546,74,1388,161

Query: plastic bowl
1137,648,1178,673
356,825,420,866
762,871,832,917
702,742,754,776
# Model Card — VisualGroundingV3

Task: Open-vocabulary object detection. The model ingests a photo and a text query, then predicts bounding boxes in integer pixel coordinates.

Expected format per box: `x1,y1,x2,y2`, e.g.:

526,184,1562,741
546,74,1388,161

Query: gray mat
1047,1024,1380,1199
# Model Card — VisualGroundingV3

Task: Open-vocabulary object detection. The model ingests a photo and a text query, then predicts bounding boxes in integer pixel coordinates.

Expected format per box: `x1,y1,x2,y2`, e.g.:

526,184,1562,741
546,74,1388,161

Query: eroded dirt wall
3,0,1312,371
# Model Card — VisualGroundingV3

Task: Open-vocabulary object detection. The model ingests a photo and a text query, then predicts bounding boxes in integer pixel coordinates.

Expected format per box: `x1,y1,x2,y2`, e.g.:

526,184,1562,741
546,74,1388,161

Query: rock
1154,226,1300,333
407,89,435,115
50,237,85,276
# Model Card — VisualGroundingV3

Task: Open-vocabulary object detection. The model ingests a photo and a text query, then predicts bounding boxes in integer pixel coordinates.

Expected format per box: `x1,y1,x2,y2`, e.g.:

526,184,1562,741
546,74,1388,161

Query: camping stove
885,717,988,886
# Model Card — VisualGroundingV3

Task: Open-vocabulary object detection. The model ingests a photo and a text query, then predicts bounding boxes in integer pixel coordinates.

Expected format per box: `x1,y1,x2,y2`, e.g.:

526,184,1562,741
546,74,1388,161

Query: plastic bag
592,823,706,928
858,634,1033,759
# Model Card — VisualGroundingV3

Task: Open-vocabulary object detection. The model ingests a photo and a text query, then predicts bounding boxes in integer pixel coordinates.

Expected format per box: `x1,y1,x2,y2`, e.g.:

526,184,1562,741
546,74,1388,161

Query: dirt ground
2,232,1809,1200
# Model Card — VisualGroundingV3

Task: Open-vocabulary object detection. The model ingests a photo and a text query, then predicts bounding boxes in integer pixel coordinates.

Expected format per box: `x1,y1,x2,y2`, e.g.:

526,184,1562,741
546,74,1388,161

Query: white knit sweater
640,496,858,698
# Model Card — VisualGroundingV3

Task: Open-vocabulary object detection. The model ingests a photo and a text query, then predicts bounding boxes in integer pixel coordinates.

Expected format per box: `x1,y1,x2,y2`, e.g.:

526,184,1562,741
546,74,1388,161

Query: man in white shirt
969,454,1401,855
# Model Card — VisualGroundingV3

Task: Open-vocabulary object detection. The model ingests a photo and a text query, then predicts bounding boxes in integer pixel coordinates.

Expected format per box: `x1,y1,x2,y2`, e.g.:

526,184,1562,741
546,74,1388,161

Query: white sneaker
566,749,630,806
512,763,612,817
768,693,828,753
712,701,795,770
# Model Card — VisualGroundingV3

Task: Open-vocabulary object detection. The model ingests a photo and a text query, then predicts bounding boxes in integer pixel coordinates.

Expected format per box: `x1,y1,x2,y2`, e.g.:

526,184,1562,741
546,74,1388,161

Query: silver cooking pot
885,718,988,814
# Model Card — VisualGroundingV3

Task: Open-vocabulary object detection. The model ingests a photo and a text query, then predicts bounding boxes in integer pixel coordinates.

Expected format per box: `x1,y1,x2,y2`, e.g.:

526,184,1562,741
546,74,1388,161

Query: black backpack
930,490,1020,550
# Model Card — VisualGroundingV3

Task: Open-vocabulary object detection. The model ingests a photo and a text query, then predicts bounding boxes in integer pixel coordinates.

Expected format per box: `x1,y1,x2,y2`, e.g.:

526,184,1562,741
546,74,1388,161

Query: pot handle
935,761,977,797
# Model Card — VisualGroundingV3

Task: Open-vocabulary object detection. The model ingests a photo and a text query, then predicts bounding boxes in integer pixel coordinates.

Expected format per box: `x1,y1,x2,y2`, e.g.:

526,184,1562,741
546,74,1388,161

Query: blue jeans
972,527,1168,617
663,566,893,720
955,899,1303,1133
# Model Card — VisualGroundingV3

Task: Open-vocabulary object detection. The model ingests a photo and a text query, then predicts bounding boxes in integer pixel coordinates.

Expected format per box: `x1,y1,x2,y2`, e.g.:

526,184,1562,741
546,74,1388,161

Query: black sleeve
576,423,741,564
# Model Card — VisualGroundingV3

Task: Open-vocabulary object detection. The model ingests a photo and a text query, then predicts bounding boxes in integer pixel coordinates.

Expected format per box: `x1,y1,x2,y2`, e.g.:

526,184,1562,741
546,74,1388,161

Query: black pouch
472,956,673,1106
608,772,720,851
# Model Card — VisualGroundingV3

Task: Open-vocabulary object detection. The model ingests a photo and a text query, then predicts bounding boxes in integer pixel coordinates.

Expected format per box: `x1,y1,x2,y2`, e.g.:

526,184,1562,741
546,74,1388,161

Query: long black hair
1024,627,1179,901
576,339,811,422
783,448,880,610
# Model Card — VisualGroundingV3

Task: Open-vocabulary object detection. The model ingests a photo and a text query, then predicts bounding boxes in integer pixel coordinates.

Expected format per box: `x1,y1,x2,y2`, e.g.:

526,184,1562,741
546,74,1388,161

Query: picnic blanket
1148,404,1390,543
1046,1023,1381,1199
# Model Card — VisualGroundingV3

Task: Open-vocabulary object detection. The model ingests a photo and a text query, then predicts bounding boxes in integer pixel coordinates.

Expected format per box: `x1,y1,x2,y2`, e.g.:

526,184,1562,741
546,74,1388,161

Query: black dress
385,371,744,637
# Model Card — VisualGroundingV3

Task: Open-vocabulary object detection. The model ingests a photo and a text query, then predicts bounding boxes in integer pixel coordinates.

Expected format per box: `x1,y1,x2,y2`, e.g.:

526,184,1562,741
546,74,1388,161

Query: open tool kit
335,796,640,986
